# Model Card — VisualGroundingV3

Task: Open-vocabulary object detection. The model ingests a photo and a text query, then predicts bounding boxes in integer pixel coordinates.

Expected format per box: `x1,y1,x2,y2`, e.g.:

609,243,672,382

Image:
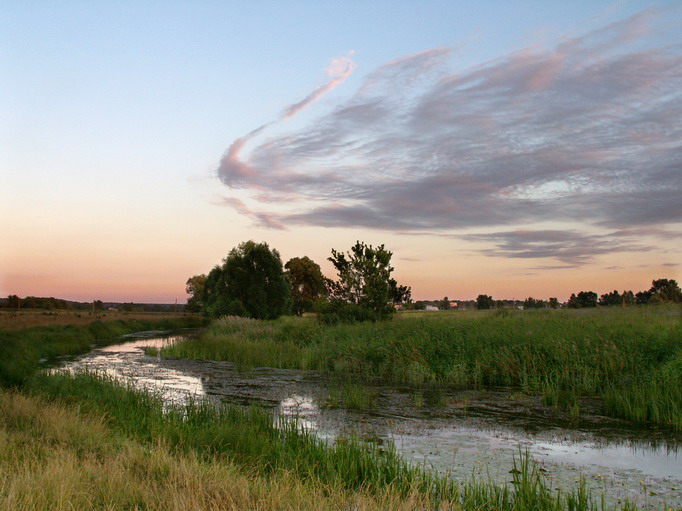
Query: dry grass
0,310,198,331
0,389,454,511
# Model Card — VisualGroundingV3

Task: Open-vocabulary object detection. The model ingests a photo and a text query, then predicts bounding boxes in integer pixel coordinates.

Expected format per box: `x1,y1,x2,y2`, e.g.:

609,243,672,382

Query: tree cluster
567,291,598,308
187,240,411,323
476,294,495,310
0,296,182,312
571,279,681,308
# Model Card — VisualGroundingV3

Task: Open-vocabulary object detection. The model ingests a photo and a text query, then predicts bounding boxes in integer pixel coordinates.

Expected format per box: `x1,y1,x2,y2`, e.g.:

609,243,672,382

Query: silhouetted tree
476,294,495,310
185,274,207,313
523,297,545,309
567,291,598,308
622,290,636,305
636,290,652,305
649,278,682,303
598,290,622,306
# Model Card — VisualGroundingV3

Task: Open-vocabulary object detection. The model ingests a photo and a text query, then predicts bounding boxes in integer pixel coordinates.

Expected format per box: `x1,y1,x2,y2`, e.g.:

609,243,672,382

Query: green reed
163,306,682,429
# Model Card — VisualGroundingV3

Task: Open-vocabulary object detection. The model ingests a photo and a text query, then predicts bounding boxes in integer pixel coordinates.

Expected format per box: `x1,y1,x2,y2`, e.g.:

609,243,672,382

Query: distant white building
425,305,439,311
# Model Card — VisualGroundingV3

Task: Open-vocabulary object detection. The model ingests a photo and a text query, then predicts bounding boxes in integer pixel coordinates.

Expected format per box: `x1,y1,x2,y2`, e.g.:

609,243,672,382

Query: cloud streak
460,229,654,265
217,7,682,265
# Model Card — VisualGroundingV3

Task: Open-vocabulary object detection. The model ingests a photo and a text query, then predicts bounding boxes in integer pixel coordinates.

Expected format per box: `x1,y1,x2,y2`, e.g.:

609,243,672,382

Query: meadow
161,306,682,429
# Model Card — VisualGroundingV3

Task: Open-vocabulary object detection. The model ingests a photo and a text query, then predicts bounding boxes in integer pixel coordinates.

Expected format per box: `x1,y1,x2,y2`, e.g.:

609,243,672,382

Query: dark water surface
61,333,682,509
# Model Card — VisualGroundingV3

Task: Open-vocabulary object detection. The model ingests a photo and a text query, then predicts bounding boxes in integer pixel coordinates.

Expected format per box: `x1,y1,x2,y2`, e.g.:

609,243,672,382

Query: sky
2,1,681,303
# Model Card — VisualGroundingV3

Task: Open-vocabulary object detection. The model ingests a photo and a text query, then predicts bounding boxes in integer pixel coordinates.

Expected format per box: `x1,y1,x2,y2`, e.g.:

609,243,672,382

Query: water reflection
64,334,205,403
60,333,682,510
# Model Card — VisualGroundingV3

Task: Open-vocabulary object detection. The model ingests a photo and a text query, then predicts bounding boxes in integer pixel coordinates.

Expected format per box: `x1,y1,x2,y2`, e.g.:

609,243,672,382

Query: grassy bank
3,372,629,510
0,314,206,386
0,385,444,510
162,307,682,429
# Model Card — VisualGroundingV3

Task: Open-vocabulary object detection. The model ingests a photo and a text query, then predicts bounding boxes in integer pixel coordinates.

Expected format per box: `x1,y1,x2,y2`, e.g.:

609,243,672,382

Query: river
60,331,682,509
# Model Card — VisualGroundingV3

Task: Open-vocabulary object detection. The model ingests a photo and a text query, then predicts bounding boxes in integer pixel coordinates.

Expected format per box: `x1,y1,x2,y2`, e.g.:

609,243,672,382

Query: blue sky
2,1,681,303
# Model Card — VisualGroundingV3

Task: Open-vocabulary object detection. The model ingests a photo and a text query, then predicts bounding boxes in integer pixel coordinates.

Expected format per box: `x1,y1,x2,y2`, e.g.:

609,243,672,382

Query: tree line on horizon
0,296,183,313
470,279,681,310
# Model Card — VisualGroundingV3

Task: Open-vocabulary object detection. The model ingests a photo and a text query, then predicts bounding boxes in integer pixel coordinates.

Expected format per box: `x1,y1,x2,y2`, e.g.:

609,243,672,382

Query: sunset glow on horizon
2,1,681,304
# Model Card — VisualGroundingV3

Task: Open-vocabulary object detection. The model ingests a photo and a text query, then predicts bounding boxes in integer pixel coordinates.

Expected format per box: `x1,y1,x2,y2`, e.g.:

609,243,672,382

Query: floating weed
324,382,378,410
424,387,448,407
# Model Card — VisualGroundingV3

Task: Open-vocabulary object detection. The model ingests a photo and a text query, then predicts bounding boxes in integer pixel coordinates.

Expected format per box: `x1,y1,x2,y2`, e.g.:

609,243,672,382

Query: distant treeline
406,278,682,311
0,295,185,313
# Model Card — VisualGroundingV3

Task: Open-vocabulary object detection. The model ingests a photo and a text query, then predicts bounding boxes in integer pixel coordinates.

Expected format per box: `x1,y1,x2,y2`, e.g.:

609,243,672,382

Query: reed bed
163,306,682,429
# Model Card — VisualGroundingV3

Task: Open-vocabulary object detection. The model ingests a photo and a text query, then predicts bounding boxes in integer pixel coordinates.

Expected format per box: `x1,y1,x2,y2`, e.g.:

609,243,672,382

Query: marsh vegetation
162,306,682,430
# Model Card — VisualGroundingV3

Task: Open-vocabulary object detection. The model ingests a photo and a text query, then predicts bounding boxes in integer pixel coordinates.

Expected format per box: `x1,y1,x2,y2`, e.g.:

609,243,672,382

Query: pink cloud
284,55,355,119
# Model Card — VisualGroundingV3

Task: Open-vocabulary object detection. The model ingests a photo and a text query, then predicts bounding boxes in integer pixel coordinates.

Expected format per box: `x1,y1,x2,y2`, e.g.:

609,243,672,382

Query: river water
61,332,682,509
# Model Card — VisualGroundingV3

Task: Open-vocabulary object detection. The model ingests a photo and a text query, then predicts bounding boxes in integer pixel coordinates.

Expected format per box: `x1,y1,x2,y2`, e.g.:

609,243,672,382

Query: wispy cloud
284,55,355,119
217,7,682,265
218,53,355,190
460,229,654,265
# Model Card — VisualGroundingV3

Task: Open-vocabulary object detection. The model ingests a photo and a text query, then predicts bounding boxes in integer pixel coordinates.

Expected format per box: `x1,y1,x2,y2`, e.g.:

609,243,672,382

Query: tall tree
476,294,495,310
203,241,291,320
285,256,327,316
324,241,410,321
648,278,682,303
185,274,207,312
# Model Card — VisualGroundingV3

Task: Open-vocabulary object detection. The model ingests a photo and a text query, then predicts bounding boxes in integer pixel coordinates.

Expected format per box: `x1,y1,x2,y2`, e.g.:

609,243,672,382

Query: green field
162,306,682,429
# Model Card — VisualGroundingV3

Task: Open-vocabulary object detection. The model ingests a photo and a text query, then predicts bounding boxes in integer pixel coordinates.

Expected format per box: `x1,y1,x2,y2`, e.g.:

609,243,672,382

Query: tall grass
0,387,448,510
163,307,682,428
26,371,453,499
162,315,310,369
14,373,629,510
0,316,205,386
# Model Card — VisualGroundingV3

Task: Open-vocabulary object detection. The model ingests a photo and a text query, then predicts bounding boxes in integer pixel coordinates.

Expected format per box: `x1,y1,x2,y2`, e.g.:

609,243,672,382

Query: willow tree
203,241,291,320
